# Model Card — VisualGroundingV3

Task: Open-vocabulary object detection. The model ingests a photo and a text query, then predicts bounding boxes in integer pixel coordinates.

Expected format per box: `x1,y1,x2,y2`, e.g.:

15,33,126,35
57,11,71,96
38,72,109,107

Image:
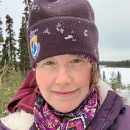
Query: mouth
52,89,78,97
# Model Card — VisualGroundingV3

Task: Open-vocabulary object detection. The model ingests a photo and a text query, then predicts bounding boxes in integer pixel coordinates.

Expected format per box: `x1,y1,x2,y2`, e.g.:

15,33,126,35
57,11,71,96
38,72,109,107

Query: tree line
100,60,130,68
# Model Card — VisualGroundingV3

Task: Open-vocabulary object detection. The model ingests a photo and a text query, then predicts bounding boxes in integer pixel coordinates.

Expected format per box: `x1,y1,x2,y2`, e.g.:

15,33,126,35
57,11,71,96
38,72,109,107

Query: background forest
0,0,32,117
0,0,130,118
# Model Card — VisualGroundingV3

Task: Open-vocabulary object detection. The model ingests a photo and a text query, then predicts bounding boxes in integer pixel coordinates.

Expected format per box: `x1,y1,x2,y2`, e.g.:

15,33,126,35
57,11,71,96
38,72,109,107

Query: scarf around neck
33,84,100,130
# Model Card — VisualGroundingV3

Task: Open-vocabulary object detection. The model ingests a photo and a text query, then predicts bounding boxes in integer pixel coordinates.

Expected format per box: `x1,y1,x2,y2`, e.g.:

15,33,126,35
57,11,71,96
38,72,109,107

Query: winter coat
0,77,130,130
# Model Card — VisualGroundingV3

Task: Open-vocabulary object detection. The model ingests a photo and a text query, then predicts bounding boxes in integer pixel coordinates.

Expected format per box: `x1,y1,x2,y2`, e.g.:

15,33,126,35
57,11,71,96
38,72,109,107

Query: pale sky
0,0,130,61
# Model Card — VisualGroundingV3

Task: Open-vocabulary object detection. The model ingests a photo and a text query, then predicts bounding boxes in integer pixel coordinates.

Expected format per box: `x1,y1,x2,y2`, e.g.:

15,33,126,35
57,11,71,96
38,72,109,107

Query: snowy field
100,66,130,105
100,66,130,85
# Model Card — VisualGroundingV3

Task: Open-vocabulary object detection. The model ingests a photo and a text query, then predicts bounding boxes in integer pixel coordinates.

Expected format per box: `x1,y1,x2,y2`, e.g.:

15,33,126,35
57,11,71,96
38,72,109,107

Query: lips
52,89,77,97
53,90,77,94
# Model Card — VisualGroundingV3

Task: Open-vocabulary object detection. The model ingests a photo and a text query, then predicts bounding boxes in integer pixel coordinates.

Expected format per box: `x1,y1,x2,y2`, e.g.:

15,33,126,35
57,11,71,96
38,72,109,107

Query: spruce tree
0,18,4,63
0,18,4,44
1,15,17,68
23,0,32,25
116,71,123,89
102,71,106,82
18,0,32,78
117,71,121,84
109,72,117,91
1,39,9,66
18,17,31,78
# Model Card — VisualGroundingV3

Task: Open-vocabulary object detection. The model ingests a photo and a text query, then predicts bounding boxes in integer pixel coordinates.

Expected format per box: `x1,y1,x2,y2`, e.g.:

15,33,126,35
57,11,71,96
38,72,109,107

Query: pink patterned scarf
33,84,100,130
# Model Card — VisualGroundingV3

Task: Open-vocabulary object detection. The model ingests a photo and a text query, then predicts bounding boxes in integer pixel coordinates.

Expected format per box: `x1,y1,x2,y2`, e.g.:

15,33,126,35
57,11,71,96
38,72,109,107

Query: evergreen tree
0,18,4,44
18,17,31,78
0,18,4,62
109,72,117,91
18,0,32,78
102,71,106,82
1,15,17,68
116,71,122,88
116,71,124,89
1,40,9,66
23,0,32,26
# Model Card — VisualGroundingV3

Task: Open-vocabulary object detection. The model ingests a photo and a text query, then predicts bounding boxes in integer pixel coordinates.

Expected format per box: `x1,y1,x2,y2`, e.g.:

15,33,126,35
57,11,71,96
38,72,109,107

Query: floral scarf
33,84,100,130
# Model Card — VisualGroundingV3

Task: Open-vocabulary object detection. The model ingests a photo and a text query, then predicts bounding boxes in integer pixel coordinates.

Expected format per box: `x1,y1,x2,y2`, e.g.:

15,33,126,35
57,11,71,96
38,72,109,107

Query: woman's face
36,54,92,113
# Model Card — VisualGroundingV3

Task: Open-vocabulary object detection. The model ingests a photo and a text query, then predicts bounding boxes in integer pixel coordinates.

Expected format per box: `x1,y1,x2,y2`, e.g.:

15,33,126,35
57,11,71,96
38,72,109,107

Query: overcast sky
0,0,130,61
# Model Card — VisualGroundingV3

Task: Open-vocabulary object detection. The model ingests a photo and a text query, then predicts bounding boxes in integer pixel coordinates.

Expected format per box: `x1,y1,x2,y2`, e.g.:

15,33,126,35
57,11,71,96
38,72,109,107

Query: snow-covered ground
116,88,130,105
100,65,130,105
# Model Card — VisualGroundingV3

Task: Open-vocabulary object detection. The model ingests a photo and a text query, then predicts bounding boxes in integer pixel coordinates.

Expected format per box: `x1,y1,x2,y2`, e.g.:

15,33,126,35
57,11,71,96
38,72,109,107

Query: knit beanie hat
27,0,99,68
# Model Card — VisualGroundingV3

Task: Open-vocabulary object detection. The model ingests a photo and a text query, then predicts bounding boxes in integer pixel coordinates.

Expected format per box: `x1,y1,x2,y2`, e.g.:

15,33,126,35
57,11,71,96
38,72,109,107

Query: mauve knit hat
27,0,99,68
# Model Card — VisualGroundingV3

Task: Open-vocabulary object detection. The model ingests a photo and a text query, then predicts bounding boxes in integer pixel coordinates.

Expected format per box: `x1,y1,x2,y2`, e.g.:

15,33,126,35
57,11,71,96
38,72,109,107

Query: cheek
76,67,92,86
36,70,52,91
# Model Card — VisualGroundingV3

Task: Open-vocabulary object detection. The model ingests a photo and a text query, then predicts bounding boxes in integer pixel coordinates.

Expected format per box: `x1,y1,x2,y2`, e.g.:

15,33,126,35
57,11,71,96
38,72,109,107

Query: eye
44,61,55,65
71,59,81,63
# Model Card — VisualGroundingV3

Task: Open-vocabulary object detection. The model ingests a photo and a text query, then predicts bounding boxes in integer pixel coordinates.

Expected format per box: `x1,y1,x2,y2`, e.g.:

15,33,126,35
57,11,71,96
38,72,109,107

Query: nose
55,66,72,86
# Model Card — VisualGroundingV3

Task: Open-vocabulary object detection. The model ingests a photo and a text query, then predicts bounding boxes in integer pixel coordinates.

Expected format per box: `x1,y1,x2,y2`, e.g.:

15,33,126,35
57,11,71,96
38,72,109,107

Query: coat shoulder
0,110,34,130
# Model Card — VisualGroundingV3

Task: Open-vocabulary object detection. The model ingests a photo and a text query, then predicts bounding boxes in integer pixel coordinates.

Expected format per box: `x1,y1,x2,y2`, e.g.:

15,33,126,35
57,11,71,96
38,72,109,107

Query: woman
0,0,130,129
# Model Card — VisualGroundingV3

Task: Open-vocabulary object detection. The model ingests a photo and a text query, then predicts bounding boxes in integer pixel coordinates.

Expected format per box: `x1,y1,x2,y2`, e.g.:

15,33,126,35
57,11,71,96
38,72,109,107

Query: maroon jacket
8,70,37,114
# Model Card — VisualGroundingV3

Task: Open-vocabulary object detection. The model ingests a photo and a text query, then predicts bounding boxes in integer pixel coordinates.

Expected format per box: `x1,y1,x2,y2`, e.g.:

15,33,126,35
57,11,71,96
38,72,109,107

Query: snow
56,23,64,34
43,28,51,35
64,35,73,40
54,0,63,3
116,88,130,105
84,30,88,36
31,4,40,11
